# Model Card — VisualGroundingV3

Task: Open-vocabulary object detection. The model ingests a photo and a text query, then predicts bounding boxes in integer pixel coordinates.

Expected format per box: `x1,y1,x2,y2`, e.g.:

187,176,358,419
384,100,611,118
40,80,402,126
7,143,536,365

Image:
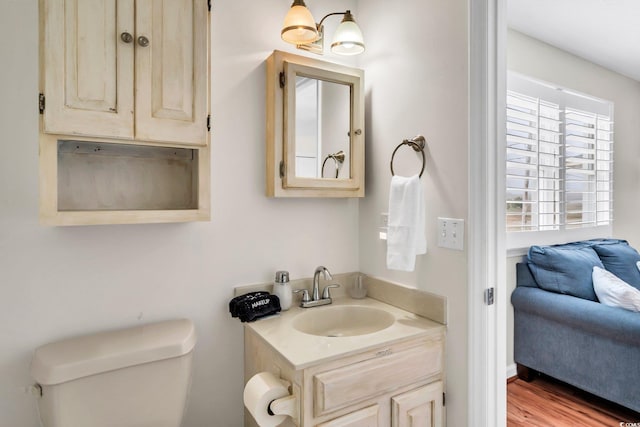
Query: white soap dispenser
273,271,292,310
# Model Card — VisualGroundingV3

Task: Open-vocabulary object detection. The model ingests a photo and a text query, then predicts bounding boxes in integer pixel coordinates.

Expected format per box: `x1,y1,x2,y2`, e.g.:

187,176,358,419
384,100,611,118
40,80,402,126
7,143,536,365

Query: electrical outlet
437,217,464,250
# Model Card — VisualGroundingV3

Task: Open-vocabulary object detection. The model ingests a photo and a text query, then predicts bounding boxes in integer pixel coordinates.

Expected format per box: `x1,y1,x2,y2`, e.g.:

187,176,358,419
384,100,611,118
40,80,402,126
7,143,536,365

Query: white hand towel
386,174,427,271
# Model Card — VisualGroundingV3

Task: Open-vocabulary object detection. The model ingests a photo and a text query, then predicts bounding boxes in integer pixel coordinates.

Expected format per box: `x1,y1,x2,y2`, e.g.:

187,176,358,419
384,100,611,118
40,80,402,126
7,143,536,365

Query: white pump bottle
273,271,292,310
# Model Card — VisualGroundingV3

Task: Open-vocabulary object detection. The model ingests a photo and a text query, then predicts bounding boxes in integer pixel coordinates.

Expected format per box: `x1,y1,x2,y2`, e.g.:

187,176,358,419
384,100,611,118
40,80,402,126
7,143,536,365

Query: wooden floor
507,374,640,426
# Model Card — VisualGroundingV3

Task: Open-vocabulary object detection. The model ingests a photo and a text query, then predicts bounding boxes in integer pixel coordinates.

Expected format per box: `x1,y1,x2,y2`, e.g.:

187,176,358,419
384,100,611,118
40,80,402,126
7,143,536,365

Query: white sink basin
292,305,395,337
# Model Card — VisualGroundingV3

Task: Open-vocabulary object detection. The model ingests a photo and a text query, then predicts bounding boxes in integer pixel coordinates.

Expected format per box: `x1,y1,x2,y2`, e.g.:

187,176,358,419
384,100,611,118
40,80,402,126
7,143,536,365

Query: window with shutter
506,72,613,248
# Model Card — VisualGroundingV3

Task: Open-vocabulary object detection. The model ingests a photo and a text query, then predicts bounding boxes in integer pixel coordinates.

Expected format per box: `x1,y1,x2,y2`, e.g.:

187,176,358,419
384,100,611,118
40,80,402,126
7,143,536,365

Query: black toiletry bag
229,292,281,322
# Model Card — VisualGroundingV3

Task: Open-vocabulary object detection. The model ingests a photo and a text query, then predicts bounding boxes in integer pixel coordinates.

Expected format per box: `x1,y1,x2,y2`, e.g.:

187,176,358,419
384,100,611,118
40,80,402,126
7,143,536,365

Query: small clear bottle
273,271,292,310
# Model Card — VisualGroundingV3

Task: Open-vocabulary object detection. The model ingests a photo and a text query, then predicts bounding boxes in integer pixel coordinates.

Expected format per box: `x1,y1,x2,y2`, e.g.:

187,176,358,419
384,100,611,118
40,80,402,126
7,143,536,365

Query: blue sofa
512,239,640,412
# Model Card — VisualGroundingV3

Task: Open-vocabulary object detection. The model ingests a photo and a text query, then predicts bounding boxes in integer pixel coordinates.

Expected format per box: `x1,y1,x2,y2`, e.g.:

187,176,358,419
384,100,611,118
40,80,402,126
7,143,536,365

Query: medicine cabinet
38,0,210,225
266,50,365,198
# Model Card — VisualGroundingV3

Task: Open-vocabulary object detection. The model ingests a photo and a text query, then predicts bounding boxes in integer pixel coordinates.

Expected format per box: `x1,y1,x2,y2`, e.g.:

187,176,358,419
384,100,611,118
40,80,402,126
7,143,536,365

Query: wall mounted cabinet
266,51,365,198
39,0,210,225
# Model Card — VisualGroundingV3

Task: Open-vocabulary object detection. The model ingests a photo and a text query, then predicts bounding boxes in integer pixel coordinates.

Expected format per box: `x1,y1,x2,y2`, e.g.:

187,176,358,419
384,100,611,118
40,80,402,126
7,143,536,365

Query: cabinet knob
120,32,133,43
137,36,150,47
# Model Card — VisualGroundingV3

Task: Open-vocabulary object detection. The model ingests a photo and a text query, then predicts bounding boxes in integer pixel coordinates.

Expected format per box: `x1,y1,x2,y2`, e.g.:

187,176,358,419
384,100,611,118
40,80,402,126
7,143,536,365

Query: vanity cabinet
39,0,210,225
244,330,445,427
42,0,208,146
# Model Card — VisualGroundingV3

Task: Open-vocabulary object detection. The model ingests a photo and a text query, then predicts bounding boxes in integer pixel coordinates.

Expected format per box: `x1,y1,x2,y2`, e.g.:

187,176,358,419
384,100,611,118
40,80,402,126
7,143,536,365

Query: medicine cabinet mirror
266,50,365,197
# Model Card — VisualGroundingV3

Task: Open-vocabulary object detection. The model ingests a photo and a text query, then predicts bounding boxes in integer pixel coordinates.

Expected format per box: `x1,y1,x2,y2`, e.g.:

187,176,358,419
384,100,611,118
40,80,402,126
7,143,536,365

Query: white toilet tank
30,319,197,427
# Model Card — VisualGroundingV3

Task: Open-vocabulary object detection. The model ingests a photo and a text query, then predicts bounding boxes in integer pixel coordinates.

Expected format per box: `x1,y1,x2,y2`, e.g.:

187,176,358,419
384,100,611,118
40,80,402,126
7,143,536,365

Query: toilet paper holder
267,385,297,419
244,372,299,426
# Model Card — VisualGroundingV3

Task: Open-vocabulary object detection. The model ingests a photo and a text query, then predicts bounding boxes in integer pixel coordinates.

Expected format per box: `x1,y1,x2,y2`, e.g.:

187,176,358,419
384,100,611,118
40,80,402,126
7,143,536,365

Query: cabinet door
391,381,443,427
317,405,381,427
43,0,135,139
134,0,208,146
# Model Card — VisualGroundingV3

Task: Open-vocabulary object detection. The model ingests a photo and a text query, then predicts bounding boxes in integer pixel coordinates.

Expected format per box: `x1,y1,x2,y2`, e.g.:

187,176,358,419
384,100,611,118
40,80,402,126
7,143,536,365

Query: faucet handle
322,284,340,299
293,289,311,302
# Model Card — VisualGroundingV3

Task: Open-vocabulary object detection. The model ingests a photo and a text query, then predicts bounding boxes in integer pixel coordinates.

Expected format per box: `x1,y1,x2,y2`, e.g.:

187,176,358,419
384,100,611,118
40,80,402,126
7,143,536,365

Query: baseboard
506,363,517,381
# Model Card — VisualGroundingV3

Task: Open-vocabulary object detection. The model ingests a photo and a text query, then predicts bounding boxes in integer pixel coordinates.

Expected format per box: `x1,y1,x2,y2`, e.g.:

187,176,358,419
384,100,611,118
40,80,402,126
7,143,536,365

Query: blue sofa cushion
528,244,603,301
591,240,640,291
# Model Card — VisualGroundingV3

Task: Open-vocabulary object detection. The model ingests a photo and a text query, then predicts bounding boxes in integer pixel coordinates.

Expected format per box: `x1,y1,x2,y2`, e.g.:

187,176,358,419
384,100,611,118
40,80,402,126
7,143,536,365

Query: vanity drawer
313,340,442,416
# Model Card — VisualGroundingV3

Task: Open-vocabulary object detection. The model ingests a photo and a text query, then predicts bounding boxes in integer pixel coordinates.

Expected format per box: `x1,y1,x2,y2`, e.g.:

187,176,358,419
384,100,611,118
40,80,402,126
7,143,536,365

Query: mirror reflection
294,76,351,179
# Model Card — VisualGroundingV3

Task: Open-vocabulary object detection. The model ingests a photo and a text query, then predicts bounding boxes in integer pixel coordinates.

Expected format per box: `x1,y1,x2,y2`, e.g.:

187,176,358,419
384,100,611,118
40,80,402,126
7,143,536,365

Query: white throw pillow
592,266,640,312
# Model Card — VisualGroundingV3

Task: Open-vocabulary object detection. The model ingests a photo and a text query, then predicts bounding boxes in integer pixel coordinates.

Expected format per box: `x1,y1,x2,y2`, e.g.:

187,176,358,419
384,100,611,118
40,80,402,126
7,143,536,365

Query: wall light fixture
280,1,365,56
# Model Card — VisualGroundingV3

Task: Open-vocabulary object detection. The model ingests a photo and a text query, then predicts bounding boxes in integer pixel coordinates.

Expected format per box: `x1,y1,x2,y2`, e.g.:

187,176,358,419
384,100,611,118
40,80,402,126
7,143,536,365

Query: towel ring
390,135,426,178
321,150,346,178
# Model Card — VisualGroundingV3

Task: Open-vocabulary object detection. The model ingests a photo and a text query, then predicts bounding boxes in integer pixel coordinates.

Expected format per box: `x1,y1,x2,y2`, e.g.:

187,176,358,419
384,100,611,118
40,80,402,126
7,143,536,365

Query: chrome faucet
312,266,332,301
294,266,340,308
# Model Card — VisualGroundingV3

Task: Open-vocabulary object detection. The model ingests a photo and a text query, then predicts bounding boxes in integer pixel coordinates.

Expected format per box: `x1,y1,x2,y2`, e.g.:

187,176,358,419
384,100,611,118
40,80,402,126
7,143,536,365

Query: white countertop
244,296,445,369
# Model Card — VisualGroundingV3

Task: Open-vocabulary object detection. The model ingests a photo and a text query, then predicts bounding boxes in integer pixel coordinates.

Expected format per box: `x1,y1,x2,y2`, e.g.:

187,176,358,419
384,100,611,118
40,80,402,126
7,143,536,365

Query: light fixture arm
317,11,347,28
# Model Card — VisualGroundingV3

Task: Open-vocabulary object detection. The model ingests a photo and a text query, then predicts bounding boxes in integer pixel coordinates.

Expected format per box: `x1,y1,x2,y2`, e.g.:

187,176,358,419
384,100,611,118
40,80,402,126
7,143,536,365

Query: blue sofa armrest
512,286,640,347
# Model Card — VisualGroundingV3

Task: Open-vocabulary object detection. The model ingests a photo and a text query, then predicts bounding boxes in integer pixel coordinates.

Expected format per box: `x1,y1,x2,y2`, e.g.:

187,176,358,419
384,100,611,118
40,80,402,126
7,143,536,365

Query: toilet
30,318,196,427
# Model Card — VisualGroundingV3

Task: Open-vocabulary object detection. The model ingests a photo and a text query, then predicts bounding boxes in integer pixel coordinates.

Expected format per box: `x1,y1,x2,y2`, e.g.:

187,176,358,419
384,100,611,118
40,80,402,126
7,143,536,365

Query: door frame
468,0,507,425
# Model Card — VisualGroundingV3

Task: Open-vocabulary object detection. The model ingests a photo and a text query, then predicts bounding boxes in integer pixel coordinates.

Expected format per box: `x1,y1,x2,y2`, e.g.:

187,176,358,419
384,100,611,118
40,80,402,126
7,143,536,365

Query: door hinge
207,0,211,11
279,72,285,89
484,287,495,305
207,114,211,132
442,392,446,406
279,160,285,178
39,93,45,114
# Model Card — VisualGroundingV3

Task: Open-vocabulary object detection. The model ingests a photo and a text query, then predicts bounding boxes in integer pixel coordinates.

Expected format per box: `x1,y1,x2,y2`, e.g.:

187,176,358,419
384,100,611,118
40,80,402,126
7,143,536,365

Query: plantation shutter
506,91,562,231
564,109,613,228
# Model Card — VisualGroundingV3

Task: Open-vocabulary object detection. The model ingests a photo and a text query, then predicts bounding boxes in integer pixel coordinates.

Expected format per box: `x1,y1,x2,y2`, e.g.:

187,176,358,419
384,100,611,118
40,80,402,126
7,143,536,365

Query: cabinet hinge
207,0,211,11
484,287,495,305
207,114,211,132
279,72,285,89
442,392,446,406
39,93,45,114
279,160,285,178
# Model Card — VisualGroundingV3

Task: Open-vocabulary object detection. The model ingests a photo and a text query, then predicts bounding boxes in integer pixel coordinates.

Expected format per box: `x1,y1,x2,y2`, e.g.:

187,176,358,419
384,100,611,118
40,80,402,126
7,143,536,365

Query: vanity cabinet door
391,381,444,427
316,405,381,427
42,0,135,139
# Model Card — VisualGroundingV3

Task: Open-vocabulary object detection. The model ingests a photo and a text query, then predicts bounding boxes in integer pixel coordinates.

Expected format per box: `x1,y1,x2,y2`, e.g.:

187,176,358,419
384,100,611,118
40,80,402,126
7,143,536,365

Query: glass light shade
281,2,319,44
331,13,365,55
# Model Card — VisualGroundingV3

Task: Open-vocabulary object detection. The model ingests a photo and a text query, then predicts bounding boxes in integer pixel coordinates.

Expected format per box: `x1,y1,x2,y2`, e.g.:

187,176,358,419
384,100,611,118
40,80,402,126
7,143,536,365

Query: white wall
505,30,640,368
0,1,359,426
357,1,469,425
